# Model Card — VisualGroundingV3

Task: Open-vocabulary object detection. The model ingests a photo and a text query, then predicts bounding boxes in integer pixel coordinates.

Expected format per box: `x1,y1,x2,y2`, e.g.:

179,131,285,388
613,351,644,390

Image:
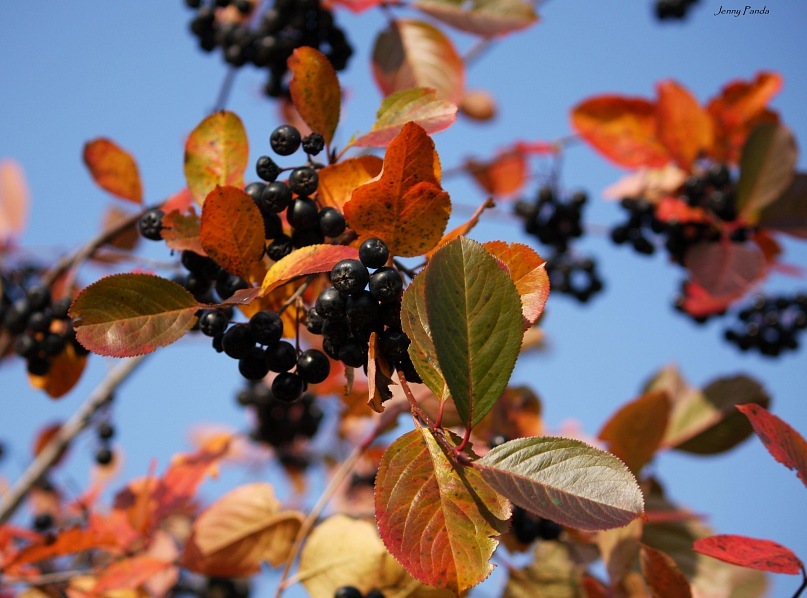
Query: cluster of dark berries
1,278,88,376
335,587,385,598
185,0,352,98
94,418,116,466
307,239,419,380
510,506,563,544
723,293,807,357
610,164,745,265
655,0,699,20
237,380,323,449
246,125,345,261
515,186,604,303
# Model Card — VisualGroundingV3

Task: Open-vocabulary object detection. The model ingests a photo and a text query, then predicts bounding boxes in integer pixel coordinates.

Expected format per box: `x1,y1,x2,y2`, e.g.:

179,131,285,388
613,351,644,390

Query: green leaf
476,436,645,531
400,270,447,397
757,173,807,239
69,274,201,357
352,88,458,148
184,111,249,205
413,0,538,37
425,237,523,427
737,123,797,221
375,428,510,595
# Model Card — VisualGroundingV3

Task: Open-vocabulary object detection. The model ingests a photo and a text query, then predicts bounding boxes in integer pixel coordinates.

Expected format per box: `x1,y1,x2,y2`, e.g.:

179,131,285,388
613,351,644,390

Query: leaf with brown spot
656,80,714,171
599,390,671,475
345,122,451,257
737,404,807,488
483,241,549,330
375,428,510,594
693,535,802,575
260,245,359,296
83,138,143,204
318,157,383,210
162,207,204,255
640,544,692,598
200,185,265,280
288,47,340,146
184,111,248,205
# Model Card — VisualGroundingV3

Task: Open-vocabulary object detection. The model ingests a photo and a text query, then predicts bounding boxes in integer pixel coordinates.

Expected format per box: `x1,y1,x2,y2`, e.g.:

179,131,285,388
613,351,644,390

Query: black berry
270,125,302,156
359,238,390,269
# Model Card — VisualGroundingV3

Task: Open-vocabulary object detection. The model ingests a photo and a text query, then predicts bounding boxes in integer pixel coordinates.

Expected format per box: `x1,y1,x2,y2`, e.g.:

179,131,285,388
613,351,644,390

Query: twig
212,67,238,113
0,355,148,525
398,372,433,428
794,564,807,598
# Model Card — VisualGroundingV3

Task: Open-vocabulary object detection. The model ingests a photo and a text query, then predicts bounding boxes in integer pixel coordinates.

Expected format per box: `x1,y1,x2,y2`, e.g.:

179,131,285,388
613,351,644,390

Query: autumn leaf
0,159,29,242
693,535,803,575
375,428,510,595
655,80,714,170
758,173,807,239
503,542,585,597
161,206,204,255
288,47,340,146
261,244,359,296
69,274,202,357
91,556,174,596
426,237,524,426
344,122,451,257
199,185,265,280
640,545,693,598
482,240,549,330
737,404,807,488
684,241,766,300
83,138,143,204
571,96,669,169
367,332,395,412
28,340,88,399
4,527,123,572
413,0,538,37
317,157,383,210
372,19,464,104
184,111,248,205
598,390,670,475
352,88,458,148
736,123,797,221
400,271,447,398
465,150,528,198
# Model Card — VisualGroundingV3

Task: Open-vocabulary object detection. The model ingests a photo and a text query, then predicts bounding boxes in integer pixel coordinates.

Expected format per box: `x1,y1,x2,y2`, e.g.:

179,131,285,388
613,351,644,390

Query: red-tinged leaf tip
693,535,803,575
261,244,360,296
288,47,341,146
69,273,202,357
83,138,143,204
737,404,807,488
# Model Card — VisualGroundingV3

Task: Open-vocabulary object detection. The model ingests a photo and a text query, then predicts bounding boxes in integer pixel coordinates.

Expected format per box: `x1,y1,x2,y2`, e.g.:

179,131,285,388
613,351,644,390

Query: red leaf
676,281,737,318
0,159,29,242
656,80,714,171
684,241,766,300
5,527,123,572
465,150,528,198
83,138,143,204
737,404,807,488
260,244,359,296
91,555,174,595
571,96,670,168
693,535,803,575
640,545,692,598
288,47,341,146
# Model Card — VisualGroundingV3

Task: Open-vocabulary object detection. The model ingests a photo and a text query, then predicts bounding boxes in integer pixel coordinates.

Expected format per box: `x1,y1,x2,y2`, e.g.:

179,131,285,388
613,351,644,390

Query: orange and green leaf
288,47,341,146
83,138,143,204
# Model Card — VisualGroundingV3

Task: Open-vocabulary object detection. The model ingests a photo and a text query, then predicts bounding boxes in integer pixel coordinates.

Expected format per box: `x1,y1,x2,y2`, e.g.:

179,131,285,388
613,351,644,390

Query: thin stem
398,372,433,428
392,259,418,280
793,565,807,598
0,355,147,525
278,275,316,315
463,37,495,66
212,67,238,113
274,400,407,597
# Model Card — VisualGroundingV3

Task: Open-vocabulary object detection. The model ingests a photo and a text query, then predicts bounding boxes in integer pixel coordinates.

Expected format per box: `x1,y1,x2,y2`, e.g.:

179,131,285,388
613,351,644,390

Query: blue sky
1,1,806,596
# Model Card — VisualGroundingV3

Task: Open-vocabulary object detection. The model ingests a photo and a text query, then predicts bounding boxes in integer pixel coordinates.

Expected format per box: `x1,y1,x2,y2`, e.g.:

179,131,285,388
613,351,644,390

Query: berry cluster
610,164,744,265
515,186,604,303
510,506,563,544
307,239,419,380
335,587,385,598
237,380,323,449
185,0,353,98
94,418,116,466
724,293,807,357
655,0,700,20
1,277,88,376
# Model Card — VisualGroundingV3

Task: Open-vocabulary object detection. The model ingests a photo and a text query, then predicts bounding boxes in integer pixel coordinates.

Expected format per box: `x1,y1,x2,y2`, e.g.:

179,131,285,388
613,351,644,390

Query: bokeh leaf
503,542,584,598
28,340,88,399
693,535,803,575
656,80,714,170
345,122,451,257
261,244,359,296
70,274,201,357
91,556,174,595
0,159,29,242
184,111,248,205
83,138,143,204
737,123,797,220
288,47,340,146
426,237,523,427
465,150,529,198
161,207,204,255
476,436,645,531
757,173,807,239
737,403,807,488
414,0,538,37
352,88,458,148
684,241,766,300
375,428,510,595
200,185,265,280
640,544,692,598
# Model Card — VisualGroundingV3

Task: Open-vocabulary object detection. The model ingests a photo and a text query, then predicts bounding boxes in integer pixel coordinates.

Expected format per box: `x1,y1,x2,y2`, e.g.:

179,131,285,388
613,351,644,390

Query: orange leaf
91,556,174,596
162,207,204,255
28,340,88,399
483,241,549,329
737,404,807,488
465,150,528,197
571,96,669,168
184,111,248,205
656,80,714,170
160,187,194,214
83,139,143,204
260,244,359,296
344,122,451,257
676,280,742,319
640,545,692,598
318,157,383,211
599,390,671,475
200,185,265,280
288,47,341,146
0,159,29,242
5,527,123,572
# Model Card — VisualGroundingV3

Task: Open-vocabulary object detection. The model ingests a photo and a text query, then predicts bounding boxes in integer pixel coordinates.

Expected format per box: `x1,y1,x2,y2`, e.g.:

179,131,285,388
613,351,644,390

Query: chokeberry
272,372,305,403
345,291,379,327
302,133,325,156
305,308,325,335
222,324,255,359
26,285,51,311
249,310,283,345
287,198,319,230
359,238,390,269
41,333,66,356
256,155,282,182
239,346,271,380
216,273,250,300
331,260,370,295
270,125,302,156
138,208,164,241
263,212,283,240
318,207,346,238
334,587,362,598
200,310,230,337
296,349,330,384
339,342,367,368
260,181,293,213
265,340,297,373
97,421,115,440
291,228,325,248
245,181,266,202
95,448,114,466
267,235,294,261
289,166,319,197
369,267,403,304
316,287,346,320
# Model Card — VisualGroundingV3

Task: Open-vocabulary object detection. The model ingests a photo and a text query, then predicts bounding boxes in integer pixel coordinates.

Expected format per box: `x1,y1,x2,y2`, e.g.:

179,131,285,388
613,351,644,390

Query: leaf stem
398,371,433,428
793,565,807,598
0,354,148,525
212,67,238,113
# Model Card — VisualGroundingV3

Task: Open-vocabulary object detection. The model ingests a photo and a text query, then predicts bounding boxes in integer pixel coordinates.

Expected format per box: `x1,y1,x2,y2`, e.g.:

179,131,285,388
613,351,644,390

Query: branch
0,355,148,525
